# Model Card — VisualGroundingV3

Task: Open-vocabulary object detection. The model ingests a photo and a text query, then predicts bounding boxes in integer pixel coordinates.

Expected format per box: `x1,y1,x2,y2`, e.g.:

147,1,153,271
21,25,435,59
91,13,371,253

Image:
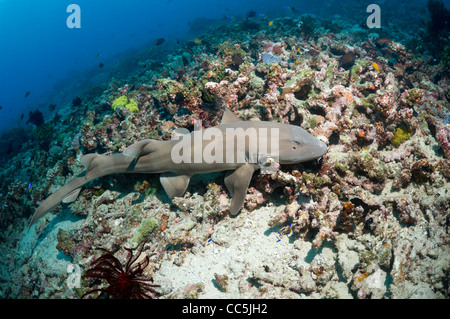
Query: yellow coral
111,95,128,110
392,126,411,147
111,95,139,113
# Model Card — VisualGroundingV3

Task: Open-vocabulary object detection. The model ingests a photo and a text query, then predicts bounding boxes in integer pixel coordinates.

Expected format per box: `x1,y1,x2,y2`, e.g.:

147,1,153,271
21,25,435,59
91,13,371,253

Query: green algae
132,217,159,243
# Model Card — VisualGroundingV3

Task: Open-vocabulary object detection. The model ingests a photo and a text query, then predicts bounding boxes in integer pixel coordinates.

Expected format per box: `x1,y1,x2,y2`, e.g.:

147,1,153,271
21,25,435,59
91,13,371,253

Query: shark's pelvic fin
62,188,82,203
160,172,192,199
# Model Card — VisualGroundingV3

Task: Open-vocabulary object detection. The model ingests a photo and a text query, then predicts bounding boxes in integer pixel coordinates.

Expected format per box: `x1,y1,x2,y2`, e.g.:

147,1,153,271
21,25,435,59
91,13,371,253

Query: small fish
193,38,202,44
0,105,2,111
49,104,56,112
20,113,24,120
338,52,358,69
268,20,273,27
99,62,104,68
376,37,391,45
154,38,165,46
372,62,380,73
28,182,32,192
24,91,30,98
404,76,414,89
95,53,101,59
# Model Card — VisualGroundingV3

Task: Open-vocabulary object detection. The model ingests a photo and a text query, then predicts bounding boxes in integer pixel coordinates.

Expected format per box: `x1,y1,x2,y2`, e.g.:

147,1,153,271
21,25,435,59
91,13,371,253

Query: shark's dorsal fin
221,109,242,124
62,188,82,203
224,163,256,215
171,128,190,140
123,139,154,159
80,153,98,171
159,173,192,199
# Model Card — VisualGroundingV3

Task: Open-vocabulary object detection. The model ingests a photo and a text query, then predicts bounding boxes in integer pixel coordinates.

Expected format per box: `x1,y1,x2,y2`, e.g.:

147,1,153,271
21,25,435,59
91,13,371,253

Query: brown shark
30,109,327,225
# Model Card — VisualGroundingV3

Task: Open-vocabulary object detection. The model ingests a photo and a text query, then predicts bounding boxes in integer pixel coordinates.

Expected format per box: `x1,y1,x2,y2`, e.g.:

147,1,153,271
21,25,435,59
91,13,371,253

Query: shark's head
277,125,328,164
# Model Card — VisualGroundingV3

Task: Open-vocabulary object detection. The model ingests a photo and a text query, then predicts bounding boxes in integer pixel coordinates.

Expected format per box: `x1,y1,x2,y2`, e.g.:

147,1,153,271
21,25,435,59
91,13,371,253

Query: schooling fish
30,109,327,225
24,91,30,98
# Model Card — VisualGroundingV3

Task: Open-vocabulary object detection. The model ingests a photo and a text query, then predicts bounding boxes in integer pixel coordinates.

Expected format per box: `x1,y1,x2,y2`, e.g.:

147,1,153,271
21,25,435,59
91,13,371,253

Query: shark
30,109,327,225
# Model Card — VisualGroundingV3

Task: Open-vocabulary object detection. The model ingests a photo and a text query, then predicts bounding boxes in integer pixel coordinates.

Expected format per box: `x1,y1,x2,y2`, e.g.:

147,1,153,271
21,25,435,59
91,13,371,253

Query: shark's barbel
30,109,327,225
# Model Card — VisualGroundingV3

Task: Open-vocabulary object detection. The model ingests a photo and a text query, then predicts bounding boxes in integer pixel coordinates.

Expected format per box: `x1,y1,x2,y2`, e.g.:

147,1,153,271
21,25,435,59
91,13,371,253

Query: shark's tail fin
29,153,108,227
29,175,86,227
29,140,159,227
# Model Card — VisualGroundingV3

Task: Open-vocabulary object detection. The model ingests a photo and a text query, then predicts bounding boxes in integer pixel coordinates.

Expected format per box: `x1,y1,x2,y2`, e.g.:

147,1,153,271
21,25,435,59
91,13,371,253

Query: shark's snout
280,126,328,163
316,139,328,157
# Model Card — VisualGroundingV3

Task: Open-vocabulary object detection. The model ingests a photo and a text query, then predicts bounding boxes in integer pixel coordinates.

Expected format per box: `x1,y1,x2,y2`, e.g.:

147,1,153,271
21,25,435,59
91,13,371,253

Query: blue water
0,0,448,134
0,0,312,133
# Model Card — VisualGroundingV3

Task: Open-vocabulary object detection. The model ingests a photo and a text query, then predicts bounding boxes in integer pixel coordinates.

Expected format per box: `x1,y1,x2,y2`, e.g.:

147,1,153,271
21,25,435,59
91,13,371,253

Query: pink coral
436,123,450,158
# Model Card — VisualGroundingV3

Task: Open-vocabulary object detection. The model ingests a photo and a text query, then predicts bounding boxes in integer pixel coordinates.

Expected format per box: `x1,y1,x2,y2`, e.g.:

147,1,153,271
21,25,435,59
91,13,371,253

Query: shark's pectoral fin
160,173,192,199
62,188,82,203
224,163,256,215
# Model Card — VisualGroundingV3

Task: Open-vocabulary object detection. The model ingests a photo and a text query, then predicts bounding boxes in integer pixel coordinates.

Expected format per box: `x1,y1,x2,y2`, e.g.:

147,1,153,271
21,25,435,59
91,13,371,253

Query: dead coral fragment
134,180,151,192
56,229,77,258
353,149,387,182
82,241,160,299
132,218,159,244
183,283,205,299
410,159,434,183
213,273,229,292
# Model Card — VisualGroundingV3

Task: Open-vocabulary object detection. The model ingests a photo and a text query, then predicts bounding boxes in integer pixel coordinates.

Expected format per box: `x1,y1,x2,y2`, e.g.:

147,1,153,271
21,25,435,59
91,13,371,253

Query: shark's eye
292,140,301,150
